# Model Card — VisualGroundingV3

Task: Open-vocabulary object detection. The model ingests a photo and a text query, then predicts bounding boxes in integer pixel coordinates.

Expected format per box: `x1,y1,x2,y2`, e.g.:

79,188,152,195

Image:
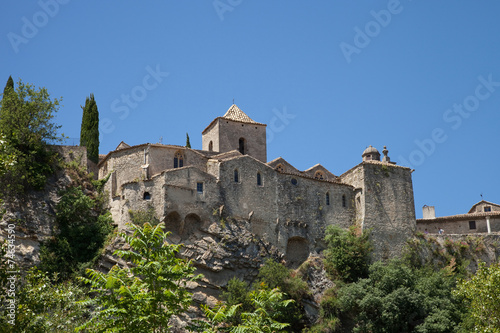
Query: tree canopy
455,261,500,332
0,78,62,194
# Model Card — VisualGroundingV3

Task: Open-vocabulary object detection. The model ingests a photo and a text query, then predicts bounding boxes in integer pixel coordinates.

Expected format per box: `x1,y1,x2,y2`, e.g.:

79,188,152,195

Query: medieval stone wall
203,119,267,162
417,217,500,234
361,162,416,260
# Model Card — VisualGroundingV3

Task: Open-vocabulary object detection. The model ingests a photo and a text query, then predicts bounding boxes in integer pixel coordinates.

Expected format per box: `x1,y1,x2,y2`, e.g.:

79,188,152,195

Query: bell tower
202,104,267,162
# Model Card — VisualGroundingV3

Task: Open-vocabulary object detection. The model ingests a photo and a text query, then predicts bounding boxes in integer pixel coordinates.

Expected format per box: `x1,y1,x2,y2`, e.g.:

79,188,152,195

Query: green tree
78,222,200,332
324,225,372,283
80,93,99,164
0,268,91,332
0,79,62,195
197,286,293,333
2,76,14,96
236,286,293,333
40,186,113,280
454,261,500,332
186,132,191,148
313,260,464,333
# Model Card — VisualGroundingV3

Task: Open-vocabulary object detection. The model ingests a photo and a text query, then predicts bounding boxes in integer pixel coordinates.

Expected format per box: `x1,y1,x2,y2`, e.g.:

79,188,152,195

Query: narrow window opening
257,173,262,186
208,141,213,152
197,182,203,194
326,192,330,205
342,195,346,207
234,169,239,183
239,138,245,155
174,151,184,168
143,192,151,200
469,221,476,229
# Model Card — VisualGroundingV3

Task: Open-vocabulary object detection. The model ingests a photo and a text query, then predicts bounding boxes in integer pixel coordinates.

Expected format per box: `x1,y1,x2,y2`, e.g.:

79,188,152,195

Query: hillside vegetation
1,77,499,332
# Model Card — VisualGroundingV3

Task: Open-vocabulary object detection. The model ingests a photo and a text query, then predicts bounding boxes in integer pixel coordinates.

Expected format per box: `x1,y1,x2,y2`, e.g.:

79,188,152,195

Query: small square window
197,182,203,194
469,221,476,230
484,206,491,212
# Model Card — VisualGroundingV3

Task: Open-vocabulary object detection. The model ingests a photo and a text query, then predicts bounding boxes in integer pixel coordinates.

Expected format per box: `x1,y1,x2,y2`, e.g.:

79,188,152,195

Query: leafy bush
0,268,91,332
324,225,372,283
312,260,464,333
454,261,500,332
78,222,200,332
40,186,113,280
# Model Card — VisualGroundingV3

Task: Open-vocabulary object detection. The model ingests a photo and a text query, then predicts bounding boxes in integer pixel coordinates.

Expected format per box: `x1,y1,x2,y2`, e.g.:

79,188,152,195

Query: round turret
362,145,380,161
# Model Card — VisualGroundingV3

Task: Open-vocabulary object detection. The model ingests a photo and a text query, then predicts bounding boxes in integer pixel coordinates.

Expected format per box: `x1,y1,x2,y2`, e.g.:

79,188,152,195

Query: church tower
202,104,267,162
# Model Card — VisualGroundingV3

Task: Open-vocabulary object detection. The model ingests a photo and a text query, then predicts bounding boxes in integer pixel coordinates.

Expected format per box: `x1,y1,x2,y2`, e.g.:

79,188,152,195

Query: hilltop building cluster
96,104,416,263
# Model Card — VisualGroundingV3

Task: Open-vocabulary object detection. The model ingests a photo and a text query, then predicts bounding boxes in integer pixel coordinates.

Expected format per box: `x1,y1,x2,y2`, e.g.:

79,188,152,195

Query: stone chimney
422,205,436,219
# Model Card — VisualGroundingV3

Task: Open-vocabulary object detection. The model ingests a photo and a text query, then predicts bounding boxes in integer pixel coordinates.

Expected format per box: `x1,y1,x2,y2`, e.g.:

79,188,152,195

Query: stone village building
97,104,417,263
417,201,500,235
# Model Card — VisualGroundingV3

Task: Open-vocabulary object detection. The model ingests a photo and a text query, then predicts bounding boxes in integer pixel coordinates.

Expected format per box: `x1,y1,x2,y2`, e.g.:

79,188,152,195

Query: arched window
326,192,330,205
342,195,346,207
239,138,246,155
234,169,239,183
314,171,324,180
276,164,284,173
208,141,213,152
257,172,262,186
174,151,184,168
143,192,151,200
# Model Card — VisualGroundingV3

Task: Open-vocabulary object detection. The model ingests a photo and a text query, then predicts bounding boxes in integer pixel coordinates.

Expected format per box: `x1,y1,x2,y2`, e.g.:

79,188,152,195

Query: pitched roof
202,104,265,134
467,200,500,213
222,104,262,124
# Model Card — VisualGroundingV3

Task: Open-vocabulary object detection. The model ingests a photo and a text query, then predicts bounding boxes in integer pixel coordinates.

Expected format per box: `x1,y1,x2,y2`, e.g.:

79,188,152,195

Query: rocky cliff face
0,169,71,268
96,216,335,331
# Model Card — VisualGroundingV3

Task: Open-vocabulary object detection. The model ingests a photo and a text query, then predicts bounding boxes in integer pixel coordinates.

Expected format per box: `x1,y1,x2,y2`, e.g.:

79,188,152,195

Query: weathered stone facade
417,201,500,235
98,104,417,264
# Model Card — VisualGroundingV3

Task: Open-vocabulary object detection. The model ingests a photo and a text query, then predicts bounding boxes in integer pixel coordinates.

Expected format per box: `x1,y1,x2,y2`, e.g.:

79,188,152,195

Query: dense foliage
40,186,113,280
221,259,309,331
313,260,464,333
0,269,91,332
455,261,500,332
324,225,372,283
0,78,62,195
3,76,14,95
196,286,293,333
80,93,99,164
78,222,200,332
186,132,192,148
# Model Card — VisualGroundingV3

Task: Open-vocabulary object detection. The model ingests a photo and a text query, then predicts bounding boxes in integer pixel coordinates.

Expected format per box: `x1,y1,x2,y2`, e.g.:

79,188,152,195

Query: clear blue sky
2,1,500,218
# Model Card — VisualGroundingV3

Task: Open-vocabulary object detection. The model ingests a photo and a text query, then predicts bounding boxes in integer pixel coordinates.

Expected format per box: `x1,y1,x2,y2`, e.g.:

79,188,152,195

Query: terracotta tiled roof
417,211,500,223
222,104,263,124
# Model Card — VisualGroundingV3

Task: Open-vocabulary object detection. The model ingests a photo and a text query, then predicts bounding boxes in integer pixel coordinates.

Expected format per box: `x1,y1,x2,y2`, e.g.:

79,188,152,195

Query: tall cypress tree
186,132,191,148
80,94,99,164
3,76,14,96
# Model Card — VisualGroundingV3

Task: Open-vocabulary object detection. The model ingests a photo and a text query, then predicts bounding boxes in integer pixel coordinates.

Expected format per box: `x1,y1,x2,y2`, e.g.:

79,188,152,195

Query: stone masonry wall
205,119,267,162
362,162,416,260
417,217,500,234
